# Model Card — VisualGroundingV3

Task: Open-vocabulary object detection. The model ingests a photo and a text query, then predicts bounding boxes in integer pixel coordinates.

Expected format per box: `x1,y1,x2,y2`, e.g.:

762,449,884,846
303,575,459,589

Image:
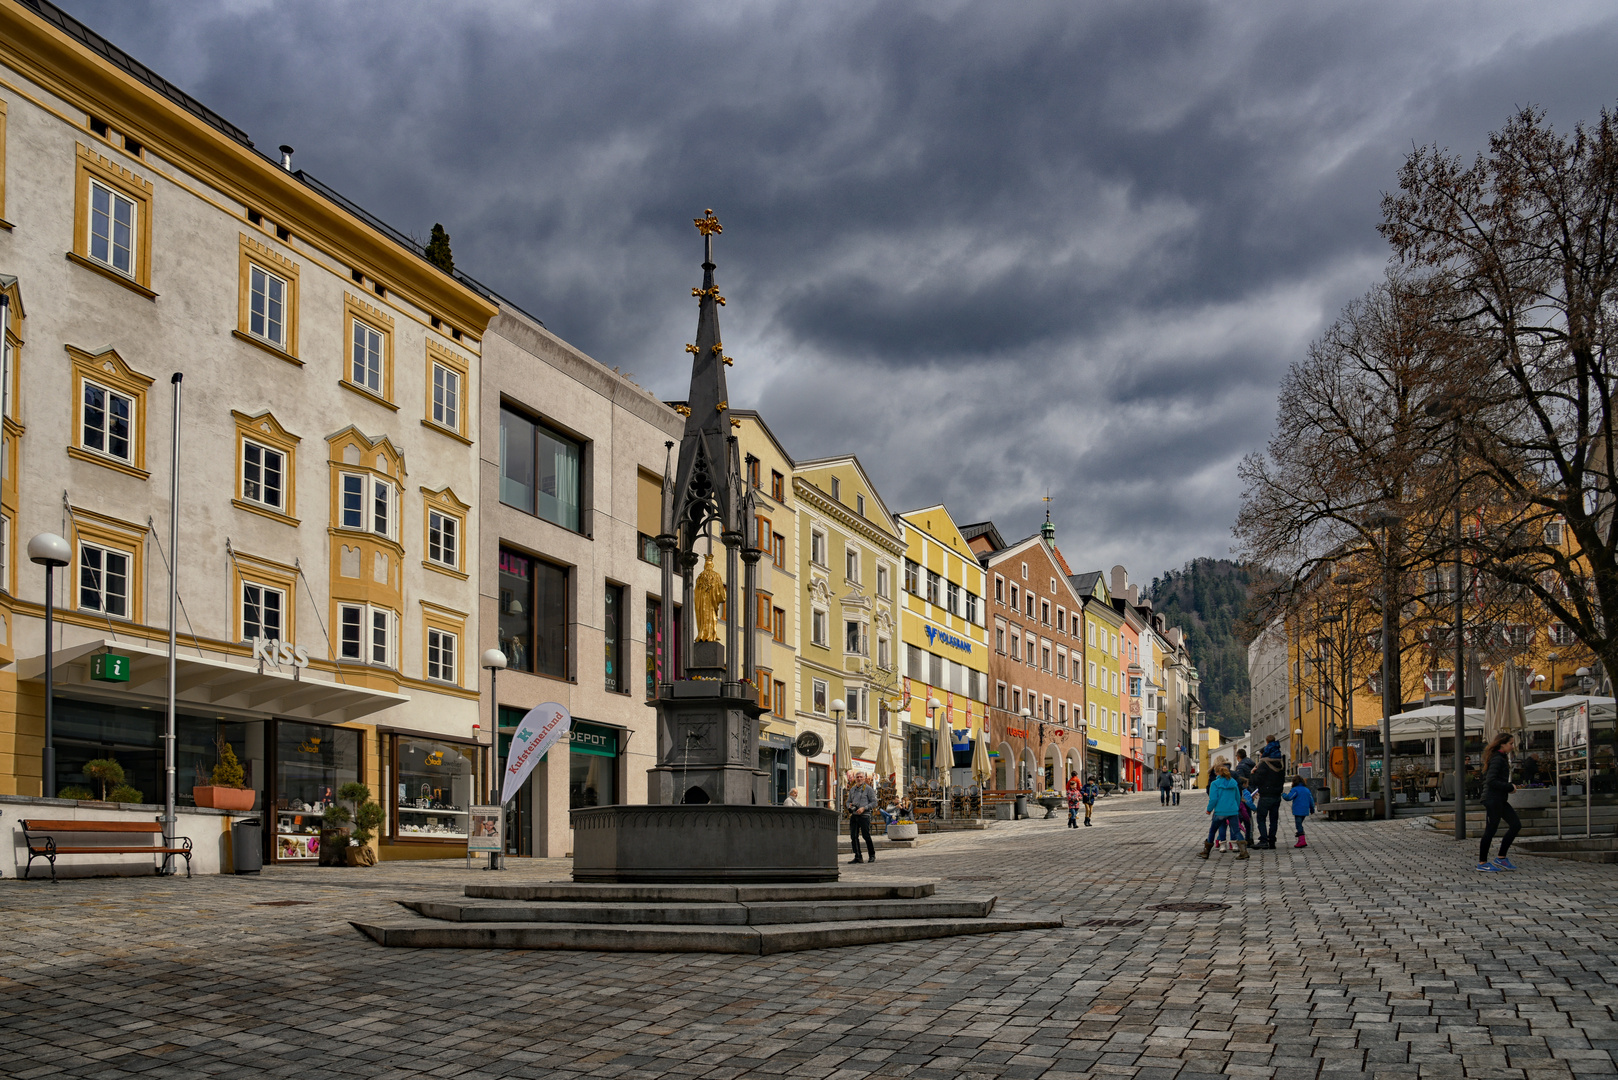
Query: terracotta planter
346,844,378,867
192,785,255,811
886,822,918,841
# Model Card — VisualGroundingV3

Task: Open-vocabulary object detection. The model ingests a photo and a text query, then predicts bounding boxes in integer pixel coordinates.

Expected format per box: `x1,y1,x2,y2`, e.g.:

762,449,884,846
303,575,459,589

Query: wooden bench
21,819,192,882
1322,802,1377,822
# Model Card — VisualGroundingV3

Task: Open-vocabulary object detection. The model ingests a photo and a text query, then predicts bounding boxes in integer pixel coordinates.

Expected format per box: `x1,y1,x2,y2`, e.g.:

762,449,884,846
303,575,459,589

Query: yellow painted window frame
420,485,470,579
420,601,467,687
341,293,396,407
236,234,301,363
68,509,146,624
232,410,300,526
66,345,152,480
423,339,470,441
71,144,154,293
229,551,298,647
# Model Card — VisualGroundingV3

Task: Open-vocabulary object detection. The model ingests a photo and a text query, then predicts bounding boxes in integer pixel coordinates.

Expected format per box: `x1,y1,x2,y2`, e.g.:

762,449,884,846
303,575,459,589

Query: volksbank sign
924,624,973,654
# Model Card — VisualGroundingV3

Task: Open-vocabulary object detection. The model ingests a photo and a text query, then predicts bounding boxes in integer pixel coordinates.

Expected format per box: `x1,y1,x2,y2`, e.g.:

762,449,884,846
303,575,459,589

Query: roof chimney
1110,565,1127,598
279,144,295,171
1128,584,1139,606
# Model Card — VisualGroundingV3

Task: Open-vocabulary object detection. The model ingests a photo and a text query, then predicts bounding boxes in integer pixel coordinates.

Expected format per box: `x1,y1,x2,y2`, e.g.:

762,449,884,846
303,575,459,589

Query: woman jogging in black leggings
1476,731,1520,872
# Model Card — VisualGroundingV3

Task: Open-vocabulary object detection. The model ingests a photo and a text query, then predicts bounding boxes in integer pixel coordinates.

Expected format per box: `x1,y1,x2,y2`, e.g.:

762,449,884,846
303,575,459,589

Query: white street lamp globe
1020,708,1032,720
927,697,942,711
28,532,70,568
831,698,846,714
482,648,508,671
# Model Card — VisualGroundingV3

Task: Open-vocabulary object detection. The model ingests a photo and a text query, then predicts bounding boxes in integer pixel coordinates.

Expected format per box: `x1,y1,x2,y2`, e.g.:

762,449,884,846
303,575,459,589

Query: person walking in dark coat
1157,770,1174,806
1250,755,1287,849
1477,733,1521,872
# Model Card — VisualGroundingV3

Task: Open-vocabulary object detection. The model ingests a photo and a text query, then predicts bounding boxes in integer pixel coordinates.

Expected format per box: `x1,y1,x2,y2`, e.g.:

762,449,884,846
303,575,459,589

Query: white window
810,530,826,566
965,592,979,624
1088,620,1096,646
339,473,396,539
1050,577,1057,594
812,678,828,714
1088,702,1097,724
242,439,285,510
876,565,890,598
0,514,8,595
846,689,862,722
1089,661,1097,686
1111,634,1118,657
845,620,867,656
1057,653,1066,678
427,627,457,683
242,582,284,642
351,319,384,393
431,362,460,430
1549,623,1576,646
1545,521,1564,546
88,180,135,277
428,510,459,569
338,603,397,667
812,608,827,647
82,380,134,462
877,636,891,670
846,546,860,582
856,494,866,516
248,265,287,347
831,477,841,501
78,541,130,618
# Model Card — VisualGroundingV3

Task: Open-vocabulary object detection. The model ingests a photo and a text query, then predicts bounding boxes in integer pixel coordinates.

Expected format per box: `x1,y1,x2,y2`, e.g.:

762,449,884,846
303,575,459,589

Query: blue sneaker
1476,862,1502,872
1493,857,1516,871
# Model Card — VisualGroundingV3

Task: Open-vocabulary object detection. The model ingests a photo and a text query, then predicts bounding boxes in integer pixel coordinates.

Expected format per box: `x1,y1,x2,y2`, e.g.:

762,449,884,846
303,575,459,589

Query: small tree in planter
193,736,255,810
83,757,125,802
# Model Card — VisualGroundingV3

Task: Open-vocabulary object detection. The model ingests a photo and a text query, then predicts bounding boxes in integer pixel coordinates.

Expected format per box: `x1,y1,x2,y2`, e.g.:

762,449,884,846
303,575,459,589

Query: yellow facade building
1072,572,1125,785
896,506,989,791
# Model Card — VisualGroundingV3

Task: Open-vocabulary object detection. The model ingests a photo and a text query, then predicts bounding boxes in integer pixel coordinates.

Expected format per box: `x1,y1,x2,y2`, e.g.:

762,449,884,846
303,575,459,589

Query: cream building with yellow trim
897,506,989,791
0,0,500,863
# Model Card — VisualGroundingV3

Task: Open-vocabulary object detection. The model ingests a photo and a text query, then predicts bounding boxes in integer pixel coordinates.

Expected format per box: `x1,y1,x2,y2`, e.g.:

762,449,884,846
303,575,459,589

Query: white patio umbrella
1497,660,1529,744
874,721,895,787
1523,694,1616,728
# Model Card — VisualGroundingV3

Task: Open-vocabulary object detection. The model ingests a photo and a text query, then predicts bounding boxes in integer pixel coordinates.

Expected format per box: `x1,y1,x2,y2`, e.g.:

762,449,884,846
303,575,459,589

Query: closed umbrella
971,719,992,821
875,721,895,787
1484,669,1506,746
1499,659,1528,745
834,705,851,810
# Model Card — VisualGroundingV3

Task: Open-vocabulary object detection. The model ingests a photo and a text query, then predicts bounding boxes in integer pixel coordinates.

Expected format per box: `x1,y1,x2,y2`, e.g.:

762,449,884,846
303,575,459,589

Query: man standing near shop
847,772,877,864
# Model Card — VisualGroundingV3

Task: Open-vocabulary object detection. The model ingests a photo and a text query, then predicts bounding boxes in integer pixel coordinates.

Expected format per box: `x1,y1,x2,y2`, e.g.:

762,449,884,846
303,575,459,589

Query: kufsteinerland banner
500,702,572,805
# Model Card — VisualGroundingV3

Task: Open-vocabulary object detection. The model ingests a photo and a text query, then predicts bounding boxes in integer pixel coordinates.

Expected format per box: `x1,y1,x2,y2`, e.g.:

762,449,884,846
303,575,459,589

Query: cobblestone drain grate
251,900,318,907
947,875,999,881
1149,901,1229,912
1079,918,1143,927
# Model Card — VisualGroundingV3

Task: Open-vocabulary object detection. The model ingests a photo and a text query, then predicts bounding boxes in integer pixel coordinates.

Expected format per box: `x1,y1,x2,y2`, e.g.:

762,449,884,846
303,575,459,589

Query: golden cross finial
694,209,723,236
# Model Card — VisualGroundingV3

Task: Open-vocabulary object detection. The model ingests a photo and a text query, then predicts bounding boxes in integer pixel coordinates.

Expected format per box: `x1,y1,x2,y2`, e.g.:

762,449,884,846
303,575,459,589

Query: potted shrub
109,783,144,804
321,782,384,866
193,736,256,810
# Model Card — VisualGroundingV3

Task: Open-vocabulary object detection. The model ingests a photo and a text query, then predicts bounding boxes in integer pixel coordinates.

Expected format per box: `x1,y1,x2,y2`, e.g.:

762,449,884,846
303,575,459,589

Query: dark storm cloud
56,0,1618,578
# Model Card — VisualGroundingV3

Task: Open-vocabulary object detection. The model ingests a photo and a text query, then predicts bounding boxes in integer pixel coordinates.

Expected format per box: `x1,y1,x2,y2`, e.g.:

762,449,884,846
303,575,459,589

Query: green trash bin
231,818,263,874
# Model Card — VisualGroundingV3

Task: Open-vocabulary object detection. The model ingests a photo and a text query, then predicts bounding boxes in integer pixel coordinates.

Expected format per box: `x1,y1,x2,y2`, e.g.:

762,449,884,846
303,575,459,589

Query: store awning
18,639,409,725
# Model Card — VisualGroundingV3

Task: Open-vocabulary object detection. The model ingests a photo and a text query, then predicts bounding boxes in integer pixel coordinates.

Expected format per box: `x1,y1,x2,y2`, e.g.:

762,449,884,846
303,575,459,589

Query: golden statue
694,553,727,643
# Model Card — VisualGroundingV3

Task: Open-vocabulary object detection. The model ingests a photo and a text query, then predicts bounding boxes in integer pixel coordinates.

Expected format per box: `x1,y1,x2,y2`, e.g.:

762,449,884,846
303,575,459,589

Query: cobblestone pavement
2,793,1615,1080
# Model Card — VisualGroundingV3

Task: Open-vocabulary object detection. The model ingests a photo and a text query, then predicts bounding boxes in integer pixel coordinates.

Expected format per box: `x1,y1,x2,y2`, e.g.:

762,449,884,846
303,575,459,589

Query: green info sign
90,653,131,683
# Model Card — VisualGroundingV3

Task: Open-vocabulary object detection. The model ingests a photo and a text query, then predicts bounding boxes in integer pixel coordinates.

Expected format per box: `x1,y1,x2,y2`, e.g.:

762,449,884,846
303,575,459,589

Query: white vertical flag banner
501,701,572,806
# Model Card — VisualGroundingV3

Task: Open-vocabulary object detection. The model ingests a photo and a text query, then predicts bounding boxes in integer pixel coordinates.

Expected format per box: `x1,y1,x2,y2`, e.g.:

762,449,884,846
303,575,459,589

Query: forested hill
1149,558,1254,738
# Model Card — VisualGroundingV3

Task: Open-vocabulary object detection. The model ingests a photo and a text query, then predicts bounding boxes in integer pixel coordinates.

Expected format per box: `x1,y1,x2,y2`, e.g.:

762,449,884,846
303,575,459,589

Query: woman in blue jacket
1201,763,1246,859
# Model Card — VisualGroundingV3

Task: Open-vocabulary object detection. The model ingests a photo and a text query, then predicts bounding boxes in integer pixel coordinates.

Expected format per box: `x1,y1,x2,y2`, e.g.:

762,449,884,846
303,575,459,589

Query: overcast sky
59,0,1618,583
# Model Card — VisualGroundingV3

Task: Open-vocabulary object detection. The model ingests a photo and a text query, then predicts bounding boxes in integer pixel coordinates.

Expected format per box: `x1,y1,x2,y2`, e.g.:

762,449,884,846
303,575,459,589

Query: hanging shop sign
567,721,619,757
90,652,131,682
500,701,572,805
251,636,310,669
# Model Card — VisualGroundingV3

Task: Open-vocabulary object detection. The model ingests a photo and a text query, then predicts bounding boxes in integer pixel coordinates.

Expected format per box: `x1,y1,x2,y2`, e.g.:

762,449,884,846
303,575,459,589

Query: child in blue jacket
1282,775,1316,848
1201,763,1245,859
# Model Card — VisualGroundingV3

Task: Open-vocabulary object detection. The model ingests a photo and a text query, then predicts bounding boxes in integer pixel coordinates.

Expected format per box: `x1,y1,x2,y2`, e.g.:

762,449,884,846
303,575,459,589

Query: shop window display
394,737,478,841
568,722,619,808
273,722,360,862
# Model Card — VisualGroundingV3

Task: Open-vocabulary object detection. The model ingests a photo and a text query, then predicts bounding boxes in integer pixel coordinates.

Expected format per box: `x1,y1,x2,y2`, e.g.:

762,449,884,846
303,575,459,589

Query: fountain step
399,896,995,926
351,914,1059,954
462,881,936,903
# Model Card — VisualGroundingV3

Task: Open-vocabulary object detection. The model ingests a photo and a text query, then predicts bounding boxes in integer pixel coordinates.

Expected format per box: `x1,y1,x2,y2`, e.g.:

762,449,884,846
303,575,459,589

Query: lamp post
28,533,70,799
481,647,507,869
832,697,847,812
1425,390,1467,839
1318,615,1342,798
926,696,942,789
1547,652,1560,694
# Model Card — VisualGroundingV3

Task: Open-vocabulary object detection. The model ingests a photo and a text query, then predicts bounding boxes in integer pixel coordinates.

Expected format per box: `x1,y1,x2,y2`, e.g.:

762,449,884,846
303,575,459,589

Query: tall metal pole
1452,484,1466,841
162,373,182,872
1380,566,1395,820
489,664,500,869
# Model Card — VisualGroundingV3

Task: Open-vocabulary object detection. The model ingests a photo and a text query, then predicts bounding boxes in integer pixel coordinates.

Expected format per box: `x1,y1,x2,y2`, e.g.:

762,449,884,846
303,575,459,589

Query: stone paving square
0,794,1613,1079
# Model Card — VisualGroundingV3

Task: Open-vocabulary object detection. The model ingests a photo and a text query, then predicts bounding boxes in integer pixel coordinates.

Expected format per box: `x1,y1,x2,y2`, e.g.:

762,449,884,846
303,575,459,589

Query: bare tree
1381,105,1618,691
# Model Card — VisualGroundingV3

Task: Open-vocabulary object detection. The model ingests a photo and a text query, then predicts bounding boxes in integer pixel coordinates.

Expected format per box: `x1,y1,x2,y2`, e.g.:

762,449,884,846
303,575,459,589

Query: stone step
1517,837,1618,863
399,896,995,926
462,881,936,903
351,914,1061,954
